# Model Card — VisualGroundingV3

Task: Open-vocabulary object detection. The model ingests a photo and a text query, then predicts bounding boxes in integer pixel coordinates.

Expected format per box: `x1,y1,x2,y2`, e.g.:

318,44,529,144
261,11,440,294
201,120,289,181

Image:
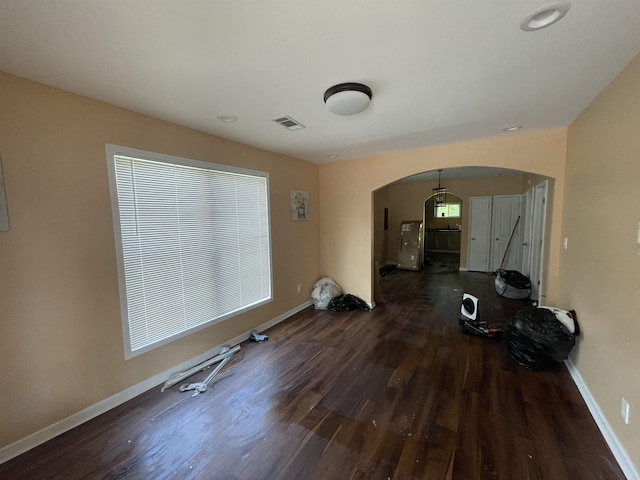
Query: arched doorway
423,193,463,271
372,166,554,305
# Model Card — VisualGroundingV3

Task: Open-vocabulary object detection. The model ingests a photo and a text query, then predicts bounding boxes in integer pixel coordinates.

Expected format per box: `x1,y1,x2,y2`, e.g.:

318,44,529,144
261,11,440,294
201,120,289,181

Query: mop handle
500,215,521,270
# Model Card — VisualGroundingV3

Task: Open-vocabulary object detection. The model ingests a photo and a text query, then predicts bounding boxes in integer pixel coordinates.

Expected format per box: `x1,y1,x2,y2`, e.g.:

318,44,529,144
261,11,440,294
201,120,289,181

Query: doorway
466,182,549,302
467,196,492,272
373,169,553,304
490,195,522,271
527,180,548,303
423,193,462,271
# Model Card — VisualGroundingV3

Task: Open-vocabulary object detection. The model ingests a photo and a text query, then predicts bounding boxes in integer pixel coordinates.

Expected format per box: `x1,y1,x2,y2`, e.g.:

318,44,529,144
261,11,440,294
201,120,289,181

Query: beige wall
560,53,640,470
384,175,526,268
0,73,320,448
372,187,389,265
319,128,567,305
2,55,637,473
2,51,638,473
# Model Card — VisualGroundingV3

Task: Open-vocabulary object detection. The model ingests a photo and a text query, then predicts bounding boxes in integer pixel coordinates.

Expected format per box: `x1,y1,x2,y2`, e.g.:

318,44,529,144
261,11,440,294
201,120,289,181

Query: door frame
528,180,548,304
520,188,534,277
490,195,522,271
467,196,493,272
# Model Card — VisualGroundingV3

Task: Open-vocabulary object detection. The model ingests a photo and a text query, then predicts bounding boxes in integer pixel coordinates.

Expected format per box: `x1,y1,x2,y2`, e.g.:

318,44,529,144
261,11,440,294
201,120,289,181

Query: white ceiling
1,1,639,165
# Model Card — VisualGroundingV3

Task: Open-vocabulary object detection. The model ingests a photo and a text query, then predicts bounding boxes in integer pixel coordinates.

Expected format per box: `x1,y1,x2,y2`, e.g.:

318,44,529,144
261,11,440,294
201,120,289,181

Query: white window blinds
107,146,272,358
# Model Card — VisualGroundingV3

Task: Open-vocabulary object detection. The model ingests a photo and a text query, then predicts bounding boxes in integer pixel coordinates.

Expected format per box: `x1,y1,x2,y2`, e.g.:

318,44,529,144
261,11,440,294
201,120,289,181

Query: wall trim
565,357,639,480
0,300,313,465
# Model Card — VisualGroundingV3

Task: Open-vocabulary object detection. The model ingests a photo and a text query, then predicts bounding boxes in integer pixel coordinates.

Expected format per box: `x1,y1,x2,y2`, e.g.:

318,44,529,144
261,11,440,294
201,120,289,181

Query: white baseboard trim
565,357,639,480
0,300,313,465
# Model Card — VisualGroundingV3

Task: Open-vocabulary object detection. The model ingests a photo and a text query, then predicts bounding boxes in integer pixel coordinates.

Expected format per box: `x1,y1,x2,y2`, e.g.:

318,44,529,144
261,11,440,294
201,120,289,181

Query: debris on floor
495,268,531,299
311,276,342,309
161,344,241,392
179,349,235,397
458,292,504,337
327,294,370,312
378,264,398,277
249,329,268,342
505,306,579,371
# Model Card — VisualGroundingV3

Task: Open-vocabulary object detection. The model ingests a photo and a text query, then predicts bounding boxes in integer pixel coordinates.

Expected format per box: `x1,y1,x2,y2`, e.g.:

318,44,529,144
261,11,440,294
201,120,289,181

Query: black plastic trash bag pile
327,294,371,312
495,269,531,299
505,307,579,371
500,270,531,289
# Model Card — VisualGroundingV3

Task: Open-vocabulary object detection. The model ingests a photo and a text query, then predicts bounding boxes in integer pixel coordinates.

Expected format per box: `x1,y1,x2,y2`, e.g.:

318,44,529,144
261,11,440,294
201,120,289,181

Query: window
106,145,272,358
434,203,461,218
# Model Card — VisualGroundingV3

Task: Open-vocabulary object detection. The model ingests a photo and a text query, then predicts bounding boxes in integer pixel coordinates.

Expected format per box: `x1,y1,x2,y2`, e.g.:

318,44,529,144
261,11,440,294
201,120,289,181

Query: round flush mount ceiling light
217,114,238,123
521,3,570,31
503,125,522,132
324,83,373,115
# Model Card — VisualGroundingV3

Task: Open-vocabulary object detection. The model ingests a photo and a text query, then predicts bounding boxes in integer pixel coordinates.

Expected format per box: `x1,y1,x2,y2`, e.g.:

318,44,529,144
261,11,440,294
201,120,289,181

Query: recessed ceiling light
521,3,570,31
217,114,238,123
503,125,522,132
326,154,339,158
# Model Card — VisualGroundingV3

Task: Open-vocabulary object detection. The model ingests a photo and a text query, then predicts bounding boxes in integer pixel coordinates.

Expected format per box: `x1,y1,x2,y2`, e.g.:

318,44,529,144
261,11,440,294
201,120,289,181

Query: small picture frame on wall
291,189,310,221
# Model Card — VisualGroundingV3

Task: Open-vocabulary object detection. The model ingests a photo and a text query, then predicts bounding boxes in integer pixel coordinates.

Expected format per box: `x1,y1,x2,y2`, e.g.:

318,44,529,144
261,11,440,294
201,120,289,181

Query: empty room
1,1,639,479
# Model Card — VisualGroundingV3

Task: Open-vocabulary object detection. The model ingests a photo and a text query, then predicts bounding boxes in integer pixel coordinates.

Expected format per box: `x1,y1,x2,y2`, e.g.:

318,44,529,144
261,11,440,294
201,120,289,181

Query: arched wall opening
318,128,567,306
372,166,554,303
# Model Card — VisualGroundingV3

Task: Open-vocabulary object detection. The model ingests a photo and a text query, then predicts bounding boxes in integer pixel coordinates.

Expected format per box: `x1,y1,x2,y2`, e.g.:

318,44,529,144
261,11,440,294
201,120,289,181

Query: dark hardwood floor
0,258,624,479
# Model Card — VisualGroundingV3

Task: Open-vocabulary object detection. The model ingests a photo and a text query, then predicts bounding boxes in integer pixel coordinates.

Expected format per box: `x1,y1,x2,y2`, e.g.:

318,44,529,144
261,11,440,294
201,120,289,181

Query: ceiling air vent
272,115,306,130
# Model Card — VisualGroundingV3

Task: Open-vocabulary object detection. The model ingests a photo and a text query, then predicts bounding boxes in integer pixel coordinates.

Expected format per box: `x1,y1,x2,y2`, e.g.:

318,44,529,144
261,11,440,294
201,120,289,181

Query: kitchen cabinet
425,230,461,253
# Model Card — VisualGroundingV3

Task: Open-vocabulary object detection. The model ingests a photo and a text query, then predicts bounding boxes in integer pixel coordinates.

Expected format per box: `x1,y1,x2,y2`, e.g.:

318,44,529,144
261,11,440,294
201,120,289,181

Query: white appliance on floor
397,220,423,271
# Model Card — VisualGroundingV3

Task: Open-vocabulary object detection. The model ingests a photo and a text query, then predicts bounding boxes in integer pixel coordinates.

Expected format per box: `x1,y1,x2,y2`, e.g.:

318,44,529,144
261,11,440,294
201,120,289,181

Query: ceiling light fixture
217,114,238,123
520,3,570,31
326,154,339,158
324,82,372,115
433,169,447,206
503,125,522,132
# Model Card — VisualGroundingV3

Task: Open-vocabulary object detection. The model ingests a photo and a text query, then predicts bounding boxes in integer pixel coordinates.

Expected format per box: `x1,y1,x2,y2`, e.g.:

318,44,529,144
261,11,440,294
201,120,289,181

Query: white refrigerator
397,220,423,271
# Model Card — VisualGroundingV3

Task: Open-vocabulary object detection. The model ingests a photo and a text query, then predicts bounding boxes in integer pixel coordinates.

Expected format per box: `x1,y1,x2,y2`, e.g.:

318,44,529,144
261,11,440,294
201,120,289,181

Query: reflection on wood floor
423,252,461,274
0,268,625,479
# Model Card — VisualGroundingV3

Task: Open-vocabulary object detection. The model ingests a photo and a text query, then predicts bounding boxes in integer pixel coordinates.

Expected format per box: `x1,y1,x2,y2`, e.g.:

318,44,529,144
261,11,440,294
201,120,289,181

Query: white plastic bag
311,277,342,309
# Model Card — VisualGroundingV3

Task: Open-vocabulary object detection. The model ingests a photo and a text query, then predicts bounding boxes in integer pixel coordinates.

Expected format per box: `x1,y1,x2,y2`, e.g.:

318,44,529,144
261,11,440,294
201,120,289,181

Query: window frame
106,144,273,359
434,203,461,218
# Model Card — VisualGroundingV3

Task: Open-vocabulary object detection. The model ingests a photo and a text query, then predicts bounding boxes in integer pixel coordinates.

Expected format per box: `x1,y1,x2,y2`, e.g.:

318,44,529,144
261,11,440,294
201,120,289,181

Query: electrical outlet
562,237,568,250
621,398,630,424
296,284,301,293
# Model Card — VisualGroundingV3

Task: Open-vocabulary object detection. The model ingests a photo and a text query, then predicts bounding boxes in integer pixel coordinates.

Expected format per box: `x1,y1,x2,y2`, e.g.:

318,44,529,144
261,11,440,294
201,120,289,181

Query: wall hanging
291,189,309,221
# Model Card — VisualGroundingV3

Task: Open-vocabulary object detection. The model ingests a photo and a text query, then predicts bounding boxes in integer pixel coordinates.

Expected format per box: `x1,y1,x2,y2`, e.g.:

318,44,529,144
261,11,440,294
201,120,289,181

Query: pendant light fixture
433,169,447,207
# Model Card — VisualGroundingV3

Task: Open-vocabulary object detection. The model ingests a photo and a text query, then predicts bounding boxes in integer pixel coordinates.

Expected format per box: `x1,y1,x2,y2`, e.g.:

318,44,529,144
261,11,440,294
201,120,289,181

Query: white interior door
529,181,548,303
467,196,492,271
520,188,534,277
491,195,521,271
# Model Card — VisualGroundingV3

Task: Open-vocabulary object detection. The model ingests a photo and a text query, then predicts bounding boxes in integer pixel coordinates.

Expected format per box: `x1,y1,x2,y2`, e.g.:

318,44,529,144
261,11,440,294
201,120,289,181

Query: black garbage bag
501,270,531,289
505,307,578,371
327,294,371,312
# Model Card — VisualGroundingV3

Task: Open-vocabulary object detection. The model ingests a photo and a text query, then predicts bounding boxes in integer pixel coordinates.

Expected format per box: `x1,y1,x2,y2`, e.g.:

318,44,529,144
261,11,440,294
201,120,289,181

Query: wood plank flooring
0,260,625,479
